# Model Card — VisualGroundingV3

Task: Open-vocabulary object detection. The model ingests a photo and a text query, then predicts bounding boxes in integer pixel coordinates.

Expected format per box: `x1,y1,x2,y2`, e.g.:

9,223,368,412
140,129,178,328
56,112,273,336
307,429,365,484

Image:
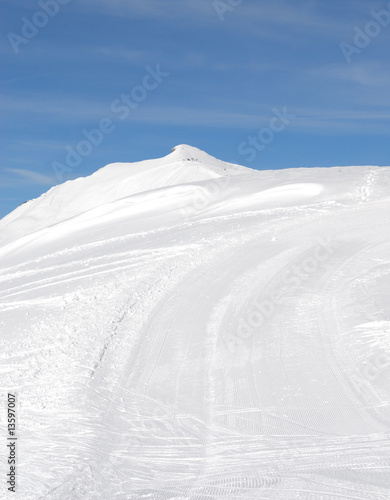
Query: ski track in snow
1,147,390,499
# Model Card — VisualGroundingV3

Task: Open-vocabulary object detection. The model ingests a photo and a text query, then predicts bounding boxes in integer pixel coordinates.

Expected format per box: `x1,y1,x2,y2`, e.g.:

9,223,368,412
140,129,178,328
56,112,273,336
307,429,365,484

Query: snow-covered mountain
0,145,249,248
1,146,390,499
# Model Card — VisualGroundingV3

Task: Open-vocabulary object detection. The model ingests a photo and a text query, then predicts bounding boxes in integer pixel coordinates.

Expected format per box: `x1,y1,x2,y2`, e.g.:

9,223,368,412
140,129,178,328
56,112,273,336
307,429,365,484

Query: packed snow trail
0,146,389,499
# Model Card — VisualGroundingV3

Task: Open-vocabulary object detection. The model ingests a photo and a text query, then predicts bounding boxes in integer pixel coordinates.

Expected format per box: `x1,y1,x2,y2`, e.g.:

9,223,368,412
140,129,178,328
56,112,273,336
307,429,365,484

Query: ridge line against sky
1,0,389,217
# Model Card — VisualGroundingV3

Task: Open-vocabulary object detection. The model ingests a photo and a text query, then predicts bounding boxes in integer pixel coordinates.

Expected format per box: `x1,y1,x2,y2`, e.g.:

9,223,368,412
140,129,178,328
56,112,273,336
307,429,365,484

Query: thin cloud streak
2,93,390,134
3,168,56,185
308,62,390,88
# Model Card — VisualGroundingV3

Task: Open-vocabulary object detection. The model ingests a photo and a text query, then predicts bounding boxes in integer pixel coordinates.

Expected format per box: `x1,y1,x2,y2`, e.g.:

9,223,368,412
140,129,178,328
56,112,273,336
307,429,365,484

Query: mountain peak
169,144,218,164
0,145,252,247
171,144,203,155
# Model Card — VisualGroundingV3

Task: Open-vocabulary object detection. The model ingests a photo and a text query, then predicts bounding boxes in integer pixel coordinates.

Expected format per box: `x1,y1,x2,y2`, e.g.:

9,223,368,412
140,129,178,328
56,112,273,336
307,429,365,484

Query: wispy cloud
0,39,158,66
1,90,389,135
3,168,55,185
0,94,110,122
309,62,390,88
0,72,55,85
76,0,214,20
70,0,352,44
111,105,390,135
82,0,377,41
75,0,368,33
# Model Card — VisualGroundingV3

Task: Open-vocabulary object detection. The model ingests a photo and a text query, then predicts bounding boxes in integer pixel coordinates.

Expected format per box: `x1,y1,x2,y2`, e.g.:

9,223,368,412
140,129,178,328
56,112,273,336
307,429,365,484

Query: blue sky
1,0,389,218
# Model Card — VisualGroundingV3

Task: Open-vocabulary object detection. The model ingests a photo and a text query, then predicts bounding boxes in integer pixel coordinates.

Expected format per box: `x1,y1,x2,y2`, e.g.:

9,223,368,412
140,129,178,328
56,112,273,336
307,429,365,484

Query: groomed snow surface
1,145,390,499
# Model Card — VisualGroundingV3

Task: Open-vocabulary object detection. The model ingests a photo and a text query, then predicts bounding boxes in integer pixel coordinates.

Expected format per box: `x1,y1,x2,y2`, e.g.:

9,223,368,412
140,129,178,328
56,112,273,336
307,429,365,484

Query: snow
1,146,390,499
0,144,248,248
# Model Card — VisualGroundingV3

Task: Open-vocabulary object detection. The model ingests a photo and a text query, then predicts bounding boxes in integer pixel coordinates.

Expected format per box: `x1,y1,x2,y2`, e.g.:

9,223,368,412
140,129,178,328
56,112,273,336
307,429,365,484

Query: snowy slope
0,145,249,248
1,146,390,500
